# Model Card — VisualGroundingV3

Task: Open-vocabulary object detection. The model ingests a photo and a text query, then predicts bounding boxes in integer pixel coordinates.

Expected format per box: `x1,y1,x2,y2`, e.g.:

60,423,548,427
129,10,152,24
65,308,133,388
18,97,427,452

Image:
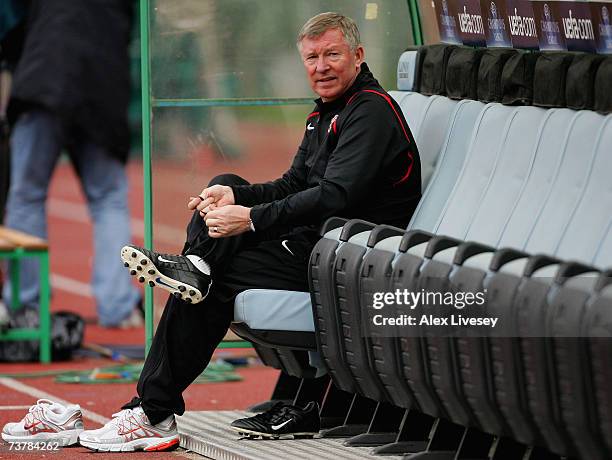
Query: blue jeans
3,109,140,326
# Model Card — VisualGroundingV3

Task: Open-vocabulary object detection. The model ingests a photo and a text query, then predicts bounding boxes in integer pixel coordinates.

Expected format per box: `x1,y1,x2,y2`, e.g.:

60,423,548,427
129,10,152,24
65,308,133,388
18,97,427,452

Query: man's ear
354,45,364,68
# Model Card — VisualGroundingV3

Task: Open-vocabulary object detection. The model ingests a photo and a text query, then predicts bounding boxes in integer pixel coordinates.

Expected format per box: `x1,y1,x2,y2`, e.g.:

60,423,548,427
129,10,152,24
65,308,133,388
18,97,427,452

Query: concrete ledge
177,410,404,460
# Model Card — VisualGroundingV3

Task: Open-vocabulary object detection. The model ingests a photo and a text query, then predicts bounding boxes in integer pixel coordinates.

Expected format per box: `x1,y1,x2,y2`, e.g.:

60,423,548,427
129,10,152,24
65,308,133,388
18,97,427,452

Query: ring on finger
212,226,219,233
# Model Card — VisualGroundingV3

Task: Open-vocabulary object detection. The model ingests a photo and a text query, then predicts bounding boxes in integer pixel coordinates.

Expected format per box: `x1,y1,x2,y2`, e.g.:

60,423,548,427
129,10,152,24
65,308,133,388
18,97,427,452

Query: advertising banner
532,1,567,50
556,1,597,51
456,0,488,45
505,0,540,48
433,0,463,44
433,0,611,53
481,0,513,47
591,2,612,53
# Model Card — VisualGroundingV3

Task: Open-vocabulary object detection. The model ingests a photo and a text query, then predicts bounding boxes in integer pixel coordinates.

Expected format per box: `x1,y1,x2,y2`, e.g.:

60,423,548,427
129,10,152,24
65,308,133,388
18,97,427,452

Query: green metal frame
139,0,423,354
153,97,314,108
139,0,154,354
408,0,424,45
0,248,51,363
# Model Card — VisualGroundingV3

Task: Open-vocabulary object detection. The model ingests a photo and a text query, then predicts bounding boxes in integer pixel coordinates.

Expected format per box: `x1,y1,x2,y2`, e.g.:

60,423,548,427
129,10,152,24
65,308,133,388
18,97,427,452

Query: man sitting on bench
82,12,422,451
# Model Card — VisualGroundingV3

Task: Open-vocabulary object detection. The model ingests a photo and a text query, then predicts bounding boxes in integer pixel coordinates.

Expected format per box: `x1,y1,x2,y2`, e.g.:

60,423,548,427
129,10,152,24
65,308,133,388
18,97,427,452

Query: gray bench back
409,99,485,232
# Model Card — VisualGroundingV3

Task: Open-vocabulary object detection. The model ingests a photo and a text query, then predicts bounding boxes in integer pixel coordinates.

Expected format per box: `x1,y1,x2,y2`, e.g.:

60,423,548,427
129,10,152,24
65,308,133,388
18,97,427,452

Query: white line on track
46,197,186,298
0,405,32,410
51,274,92,298
48,198,185,244
0,377,109,425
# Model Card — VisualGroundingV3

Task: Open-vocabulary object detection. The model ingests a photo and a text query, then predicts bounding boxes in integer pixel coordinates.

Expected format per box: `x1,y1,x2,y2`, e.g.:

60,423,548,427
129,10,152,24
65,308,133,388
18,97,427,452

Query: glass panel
418,0,442,44
150,103,308,250
149,103,308,308
150,0,414,99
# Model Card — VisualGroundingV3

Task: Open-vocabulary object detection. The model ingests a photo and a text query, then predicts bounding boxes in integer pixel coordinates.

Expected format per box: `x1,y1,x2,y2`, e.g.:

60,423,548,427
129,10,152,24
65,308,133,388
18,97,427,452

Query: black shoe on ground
229,401,320,439
121,245,212,304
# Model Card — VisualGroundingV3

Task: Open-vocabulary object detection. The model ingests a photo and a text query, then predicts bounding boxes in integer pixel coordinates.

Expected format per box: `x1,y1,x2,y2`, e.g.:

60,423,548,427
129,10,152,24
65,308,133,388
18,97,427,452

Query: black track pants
123,174,313,424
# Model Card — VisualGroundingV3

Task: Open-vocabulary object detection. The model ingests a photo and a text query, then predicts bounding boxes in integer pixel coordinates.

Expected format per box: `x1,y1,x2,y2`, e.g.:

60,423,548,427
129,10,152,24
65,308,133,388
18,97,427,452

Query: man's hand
188,185,235,216
204,205,252,238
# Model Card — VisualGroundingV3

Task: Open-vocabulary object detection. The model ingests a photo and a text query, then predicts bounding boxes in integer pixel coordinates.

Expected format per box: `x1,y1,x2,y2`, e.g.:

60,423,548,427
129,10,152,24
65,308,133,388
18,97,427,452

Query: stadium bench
229,46,612,459
229,50,459,370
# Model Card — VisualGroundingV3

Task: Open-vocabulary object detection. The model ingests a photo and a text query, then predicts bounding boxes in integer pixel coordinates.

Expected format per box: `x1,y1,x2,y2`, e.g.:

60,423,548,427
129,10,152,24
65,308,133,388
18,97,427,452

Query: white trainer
78,406,179,452
1,399,84,446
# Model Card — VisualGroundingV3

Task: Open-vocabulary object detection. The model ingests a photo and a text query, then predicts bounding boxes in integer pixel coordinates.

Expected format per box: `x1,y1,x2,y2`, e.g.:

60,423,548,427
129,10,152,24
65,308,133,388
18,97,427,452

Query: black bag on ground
0,309,85,362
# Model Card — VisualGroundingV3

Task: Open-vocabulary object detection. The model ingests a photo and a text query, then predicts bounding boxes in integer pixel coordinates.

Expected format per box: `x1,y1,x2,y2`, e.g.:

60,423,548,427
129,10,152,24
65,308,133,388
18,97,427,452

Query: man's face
299,28,364,102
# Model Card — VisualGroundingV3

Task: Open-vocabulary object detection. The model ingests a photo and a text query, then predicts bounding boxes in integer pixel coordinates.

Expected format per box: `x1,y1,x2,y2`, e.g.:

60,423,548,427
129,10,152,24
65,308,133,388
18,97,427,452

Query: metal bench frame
0,227,51,362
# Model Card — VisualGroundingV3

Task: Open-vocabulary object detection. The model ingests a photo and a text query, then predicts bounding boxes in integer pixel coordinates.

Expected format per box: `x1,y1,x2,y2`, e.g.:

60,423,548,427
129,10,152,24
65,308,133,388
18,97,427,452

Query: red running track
0,130,303,457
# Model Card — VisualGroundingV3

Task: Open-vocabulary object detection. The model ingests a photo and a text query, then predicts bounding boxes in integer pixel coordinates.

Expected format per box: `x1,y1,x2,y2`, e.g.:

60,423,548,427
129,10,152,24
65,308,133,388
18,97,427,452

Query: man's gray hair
297,12,361,51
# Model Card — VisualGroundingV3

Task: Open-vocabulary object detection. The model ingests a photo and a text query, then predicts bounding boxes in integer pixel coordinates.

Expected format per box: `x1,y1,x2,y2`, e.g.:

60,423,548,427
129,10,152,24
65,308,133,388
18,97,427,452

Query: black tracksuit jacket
232,63,422,244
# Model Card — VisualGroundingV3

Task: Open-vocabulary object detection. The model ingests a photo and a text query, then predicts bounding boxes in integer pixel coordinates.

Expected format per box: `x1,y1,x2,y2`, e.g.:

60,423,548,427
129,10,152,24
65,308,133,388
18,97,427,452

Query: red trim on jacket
347,89,414,186
392,153,414,186
360,90,411,144
346,92,360,106
307,111,320,119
